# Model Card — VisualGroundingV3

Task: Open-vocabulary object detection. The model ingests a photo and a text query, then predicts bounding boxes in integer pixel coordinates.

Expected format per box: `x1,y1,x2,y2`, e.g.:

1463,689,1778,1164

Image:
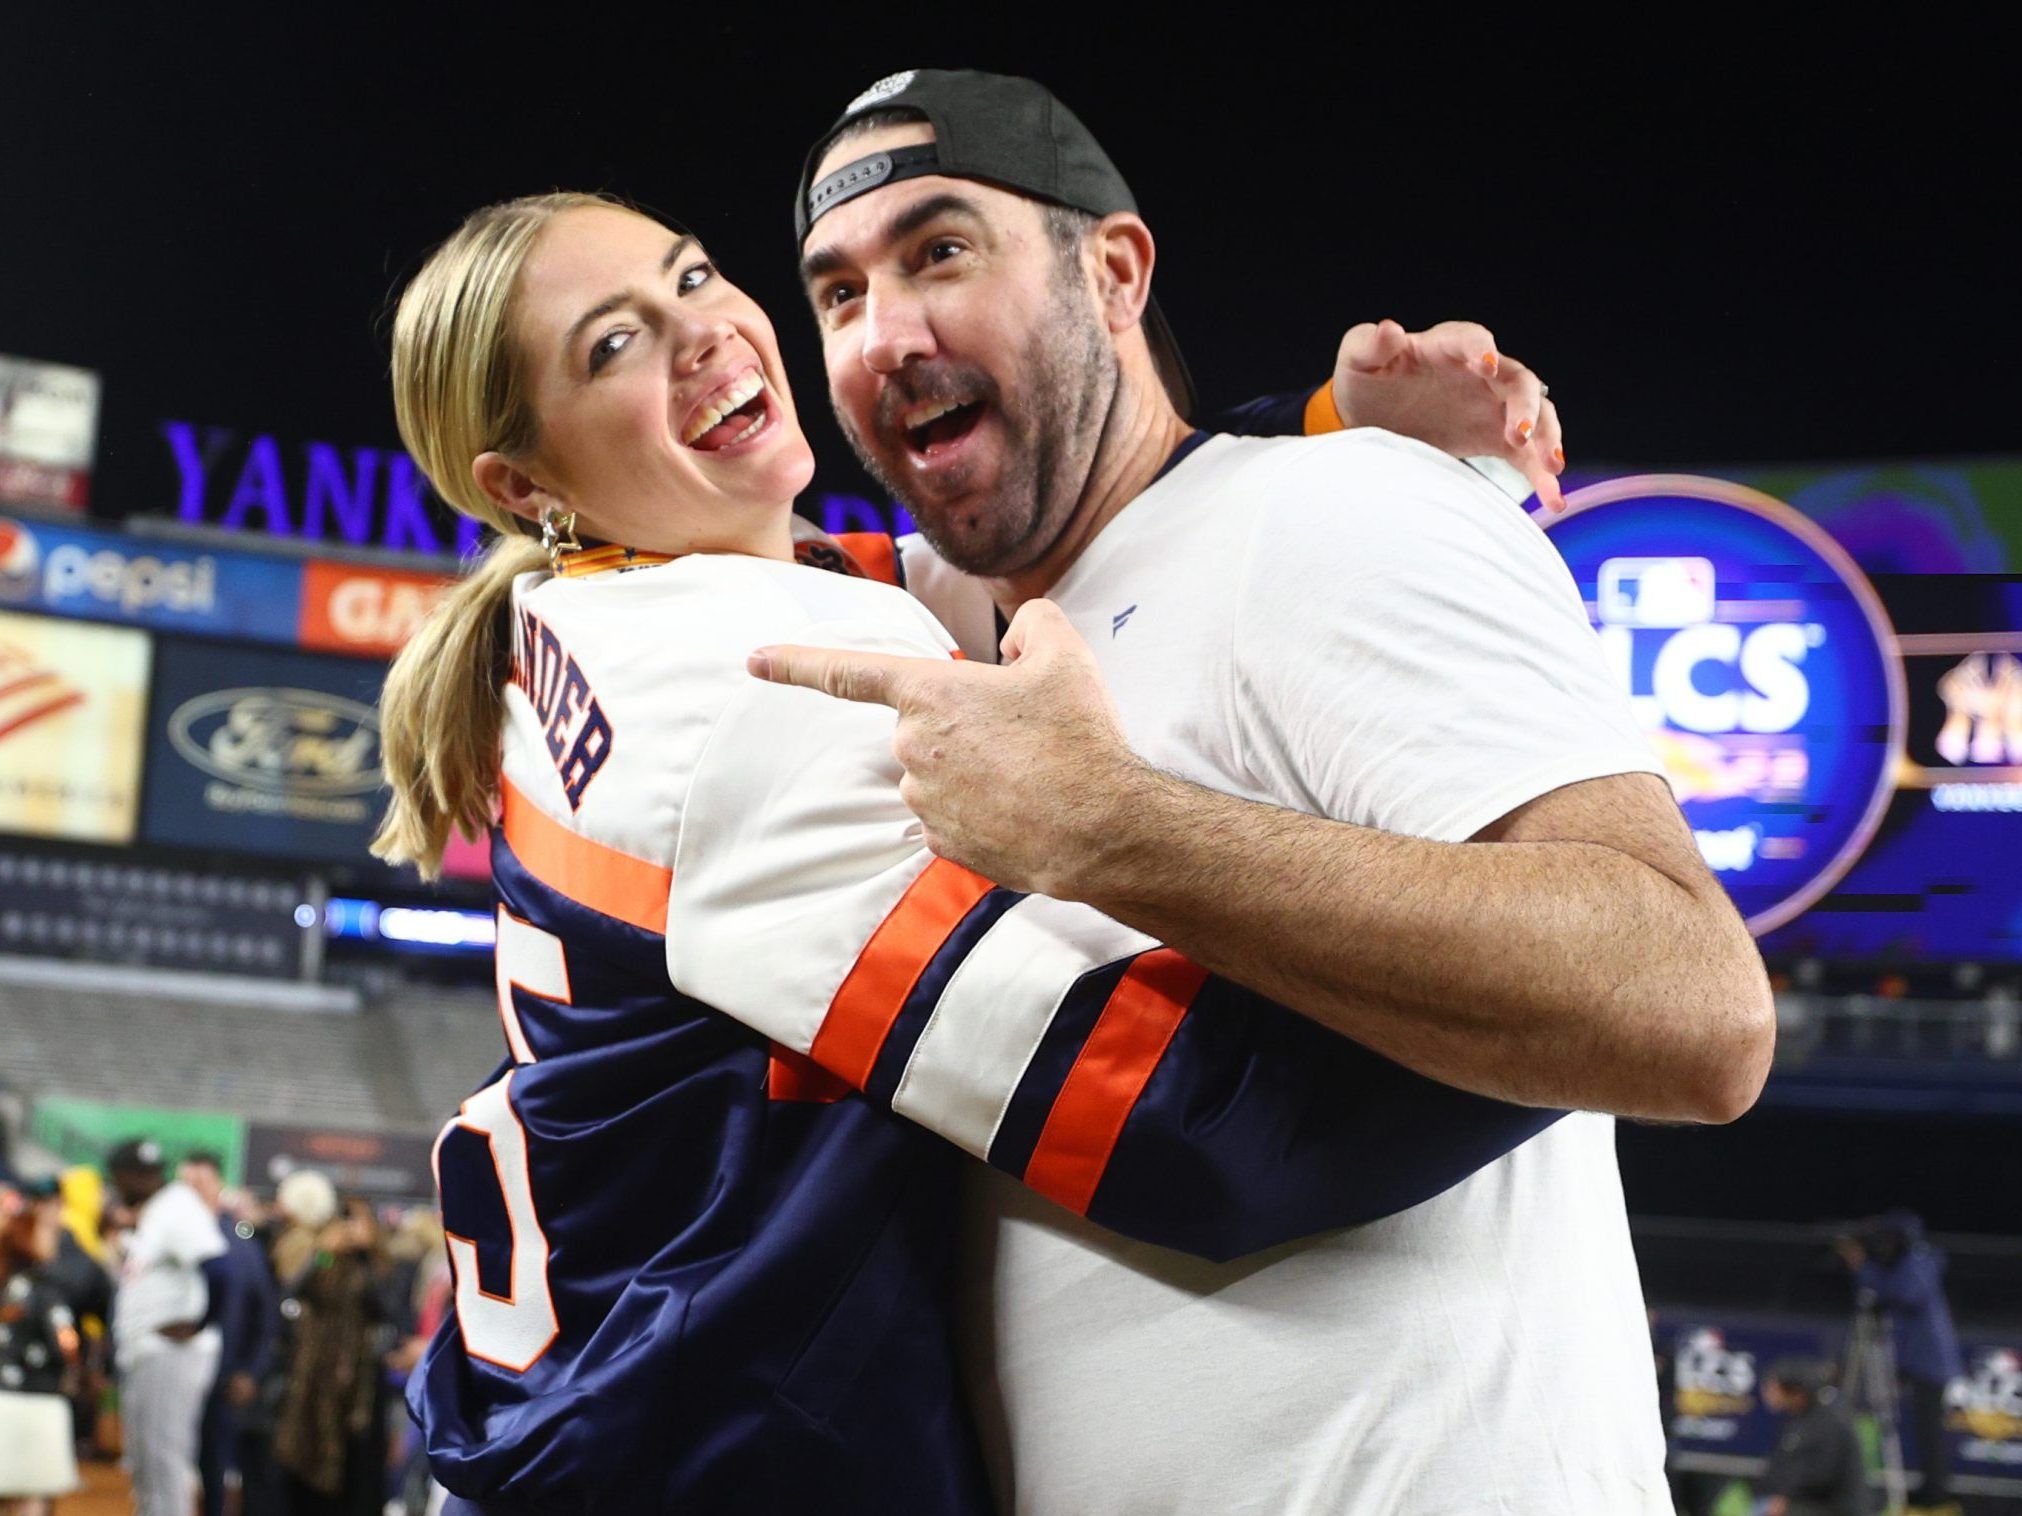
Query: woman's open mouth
682,369,775,453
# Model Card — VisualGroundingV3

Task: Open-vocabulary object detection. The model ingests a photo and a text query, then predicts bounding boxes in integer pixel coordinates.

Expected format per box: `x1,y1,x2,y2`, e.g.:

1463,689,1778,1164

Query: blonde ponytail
372,535,546,876
372,191,639,878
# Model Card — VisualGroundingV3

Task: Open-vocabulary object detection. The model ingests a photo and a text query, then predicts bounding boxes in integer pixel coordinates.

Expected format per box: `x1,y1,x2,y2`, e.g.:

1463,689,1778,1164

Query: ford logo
167,687,381,796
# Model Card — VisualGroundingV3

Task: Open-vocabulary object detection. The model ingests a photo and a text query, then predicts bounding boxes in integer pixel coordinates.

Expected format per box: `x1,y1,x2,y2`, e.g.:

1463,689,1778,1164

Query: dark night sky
6,14,2012,532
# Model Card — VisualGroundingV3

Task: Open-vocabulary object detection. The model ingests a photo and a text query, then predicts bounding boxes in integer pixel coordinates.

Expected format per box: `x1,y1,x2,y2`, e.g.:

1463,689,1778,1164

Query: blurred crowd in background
2,1135,447,1516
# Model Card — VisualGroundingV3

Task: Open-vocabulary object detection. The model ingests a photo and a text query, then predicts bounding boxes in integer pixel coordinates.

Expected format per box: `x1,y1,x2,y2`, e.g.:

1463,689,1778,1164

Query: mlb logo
1597,557,1716,628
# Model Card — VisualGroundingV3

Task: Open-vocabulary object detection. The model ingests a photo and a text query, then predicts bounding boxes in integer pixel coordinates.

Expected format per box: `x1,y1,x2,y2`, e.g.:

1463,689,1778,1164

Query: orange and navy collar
553,544,679,579
552,534,900,588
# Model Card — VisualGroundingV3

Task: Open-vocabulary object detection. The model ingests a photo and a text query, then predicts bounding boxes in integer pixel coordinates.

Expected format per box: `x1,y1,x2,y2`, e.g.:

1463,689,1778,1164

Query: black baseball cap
795,68,1196,419
106,1138,165,1176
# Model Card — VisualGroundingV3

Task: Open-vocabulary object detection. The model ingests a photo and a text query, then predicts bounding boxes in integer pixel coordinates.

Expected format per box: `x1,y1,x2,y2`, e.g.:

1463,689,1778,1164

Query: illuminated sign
160,421,480,557
0,611,151,845
143,640,389,866
324,896,495,953
1547,475,1906,934
0,513,302,643
298,560,452,657
0,355,99,512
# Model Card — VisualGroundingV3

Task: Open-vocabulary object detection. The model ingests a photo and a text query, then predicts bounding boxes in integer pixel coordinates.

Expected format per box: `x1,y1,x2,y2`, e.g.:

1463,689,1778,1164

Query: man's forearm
1064,767,1773,1122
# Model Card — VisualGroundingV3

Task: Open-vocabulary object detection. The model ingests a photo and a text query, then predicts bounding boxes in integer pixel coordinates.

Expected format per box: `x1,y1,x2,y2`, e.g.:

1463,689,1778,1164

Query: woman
375,193,1557,1512
273,1197,392,1516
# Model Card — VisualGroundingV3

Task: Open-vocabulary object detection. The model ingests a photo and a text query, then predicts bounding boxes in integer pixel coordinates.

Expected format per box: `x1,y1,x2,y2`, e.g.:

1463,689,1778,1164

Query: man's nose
860,281,935,375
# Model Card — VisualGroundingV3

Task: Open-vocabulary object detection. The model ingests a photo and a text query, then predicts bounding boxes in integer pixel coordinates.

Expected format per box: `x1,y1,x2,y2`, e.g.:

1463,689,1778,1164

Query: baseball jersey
410,545,1562,1512
903,430,1676,1515
112,1181,224,1371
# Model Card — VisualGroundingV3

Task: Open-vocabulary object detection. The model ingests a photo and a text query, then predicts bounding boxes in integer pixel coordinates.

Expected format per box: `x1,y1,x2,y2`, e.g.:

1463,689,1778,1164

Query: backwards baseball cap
795,68,1196,418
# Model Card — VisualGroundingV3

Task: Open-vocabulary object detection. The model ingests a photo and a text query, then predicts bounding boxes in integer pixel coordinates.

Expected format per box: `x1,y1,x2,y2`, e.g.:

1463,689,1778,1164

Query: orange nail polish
1480,351,1499,374
1552,447,1566,468
1517,419,1534,442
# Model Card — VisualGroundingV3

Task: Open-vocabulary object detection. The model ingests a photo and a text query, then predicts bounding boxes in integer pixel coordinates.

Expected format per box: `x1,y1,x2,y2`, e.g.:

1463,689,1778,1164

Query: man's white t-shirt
903,430,1673,1516
114,1180,224,1370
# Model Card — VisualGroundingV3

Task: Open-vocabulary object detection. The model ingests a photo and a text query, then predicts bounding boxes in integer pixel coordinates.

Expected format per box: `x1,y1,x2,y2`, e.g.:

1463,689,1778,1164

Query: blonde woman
378,193,1558,1512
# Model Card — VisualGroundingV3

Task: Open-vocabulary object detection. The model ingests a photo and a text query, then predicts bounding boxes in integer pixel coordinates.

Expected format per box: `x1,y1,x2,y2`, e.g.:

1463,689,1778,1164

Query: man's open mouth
682,369,773,452
901,397,986,458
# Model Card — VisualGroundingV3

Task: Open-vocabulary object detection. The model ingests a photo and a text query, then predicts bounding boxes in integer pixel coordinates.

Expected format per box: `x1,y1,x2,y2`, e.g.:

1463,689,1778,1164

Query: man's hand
749,601,1142,895
1333,319,1566,510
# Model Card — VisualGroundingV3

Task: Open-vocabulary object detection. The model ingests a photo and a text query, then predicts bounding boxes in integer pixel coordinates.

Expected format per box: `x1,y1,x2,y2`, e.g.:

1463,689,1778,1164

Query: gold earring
539,506,582,573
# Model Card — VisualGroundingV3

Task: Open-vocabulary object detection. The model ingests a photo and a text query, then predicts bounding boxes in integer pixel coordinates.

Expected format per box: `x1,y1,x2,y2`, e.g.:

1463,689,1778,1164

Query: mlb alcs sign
1546,475,1906,935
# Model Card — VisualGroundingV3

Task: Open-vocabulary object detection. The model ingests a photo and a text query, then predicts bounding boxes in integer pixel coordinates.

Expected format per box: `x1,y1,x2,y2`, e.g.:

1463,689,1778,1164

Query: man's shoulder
1206,429,1527,529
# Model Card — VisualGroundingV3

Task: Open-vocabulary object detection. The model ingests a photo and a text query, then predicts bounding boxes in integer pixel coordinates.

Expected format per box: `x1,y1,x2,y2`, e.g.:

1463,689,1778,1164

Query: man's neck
986,371,1190,613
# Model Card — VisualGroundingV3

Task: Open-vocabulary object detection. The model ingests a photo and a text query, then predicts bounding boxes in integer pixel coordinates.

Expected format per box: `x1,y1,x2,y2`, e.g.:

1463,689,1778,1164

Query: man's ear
1089,212,1156,335
472,451,555,526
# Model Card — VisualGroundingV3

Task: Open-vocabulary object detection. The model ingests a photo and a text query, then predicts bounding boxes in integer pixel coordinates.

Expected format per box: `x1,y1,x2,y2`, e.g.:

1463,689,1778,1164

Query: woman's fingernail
1516,419,1535,443
1480,351,1499,375
1552,446,1566,469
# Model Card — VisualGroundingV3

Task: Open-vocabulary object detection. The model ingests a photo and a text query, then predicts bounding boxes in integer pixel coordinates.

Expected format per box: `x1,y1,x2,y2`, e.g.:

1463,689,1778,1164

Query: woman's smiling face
491,205,815,555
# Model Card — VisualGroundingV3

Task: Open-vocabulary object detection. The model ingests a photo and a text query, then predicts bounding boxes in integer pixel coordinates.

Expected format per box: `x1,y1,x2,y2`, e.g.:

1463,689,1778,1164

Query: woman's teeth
682,370,765,446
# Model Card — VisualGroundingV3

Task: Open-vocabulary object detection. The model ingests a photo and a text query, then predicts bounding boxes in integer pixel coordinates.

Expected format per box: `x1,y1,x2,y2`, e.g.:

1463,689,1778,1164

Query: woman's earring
539,505,582,573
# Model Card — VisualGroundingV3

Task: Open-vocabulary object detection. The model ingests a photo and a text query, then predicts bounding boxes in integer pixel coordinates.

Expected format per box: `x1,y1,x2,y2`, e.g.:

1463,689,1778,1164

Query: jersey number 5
436,911,571,1372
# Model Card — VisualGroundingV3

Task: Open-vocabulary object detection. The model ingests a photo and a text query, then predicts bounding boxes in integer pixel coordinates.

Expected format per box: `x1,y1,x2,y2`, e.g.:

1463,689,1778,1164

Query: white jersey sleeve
1231,433,1663,841
130,1184,225,1271
663,598,1564,1260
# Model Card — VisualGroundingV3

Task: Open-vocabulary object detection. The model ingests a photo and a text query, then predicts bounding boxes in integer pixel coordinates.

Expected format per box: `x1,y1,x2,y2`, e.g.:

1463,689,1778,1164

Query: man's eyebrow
565,236,700,354
799,192,987,286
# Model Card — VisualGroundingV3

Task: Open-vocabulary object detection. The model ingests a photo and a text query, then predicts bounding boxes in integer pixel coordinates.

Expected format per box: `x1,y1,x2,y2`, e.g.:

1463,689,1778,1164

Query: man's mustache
873,362,1003,435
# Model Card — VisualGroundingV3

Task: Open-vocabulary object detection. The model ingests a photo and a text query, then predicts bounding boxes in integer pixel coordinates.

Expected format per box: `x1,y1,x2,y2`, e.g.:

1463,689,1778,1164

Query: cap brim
1142,295,1196,422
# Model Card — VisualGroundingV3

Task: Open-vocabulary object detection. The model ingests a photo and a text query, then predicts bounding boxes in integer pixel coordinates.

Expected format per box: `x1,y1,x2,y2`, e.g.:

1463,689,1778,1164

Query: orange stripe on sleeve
1022,949,1210,1216
499,777,671,936
834,531,902,588
1304,381,1347,435
767,1044,852,1103
810,858,995,1089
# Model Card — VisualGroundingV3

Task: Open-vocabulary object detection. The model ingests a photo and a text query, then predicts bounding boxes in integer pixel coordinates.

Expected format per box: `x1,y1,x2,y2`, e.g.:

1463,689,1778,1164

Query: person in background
1836,1211,1964,1516
0,1171,81,1516
179,1152,279,1516
1755,1356,1871,1516
105,1138,226,1516
41,1167,113,1462
267,1170,340,1285
274,1195,391,1516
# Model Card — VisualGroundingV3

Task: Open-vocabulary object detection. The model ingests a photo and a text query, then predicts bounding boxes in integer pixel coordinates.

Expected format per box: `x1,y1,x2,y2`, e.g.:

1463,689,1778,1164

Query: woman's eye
588,329,634,374
677,259,716,294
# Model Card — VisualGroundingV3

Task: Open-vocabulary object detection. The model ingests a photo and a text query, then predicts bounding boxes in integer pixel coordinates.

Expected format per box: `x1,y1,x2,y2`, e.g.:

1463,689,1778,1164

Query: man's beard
834,277,1116,577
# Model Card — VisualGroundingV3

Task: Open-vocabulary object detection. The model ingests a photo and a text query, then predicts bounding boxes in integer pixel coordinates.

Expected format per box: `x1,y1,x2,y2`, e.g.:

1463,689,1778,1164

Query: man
106,1139,226,1516
178,1152,279,1516
760,69,1775,1513
1757,1357,1872,1516
1837,1213,1963,1515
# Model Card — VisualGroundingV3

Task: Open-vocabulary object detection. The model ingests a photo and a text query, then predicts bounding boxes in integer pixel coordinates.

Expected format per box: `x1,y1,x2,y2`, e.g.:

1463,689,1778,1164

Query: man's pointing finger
747,644,943,708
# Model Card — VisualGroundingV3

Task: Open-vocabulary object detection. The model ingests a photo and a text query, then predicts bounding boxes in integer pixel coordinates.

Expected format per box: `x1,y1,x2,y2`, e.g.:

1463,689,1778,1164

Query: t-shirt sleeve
664,608,1561,1261
1231,435,1662,841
